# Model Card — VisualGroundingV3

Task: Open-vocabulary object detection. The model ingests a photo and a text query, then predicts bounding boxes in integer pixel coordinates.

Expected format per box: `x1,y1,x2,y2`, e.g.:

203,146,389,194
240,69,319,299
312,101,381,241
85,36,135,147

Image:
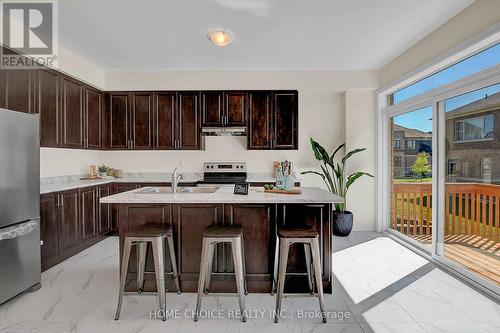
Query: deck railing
391,182,500,242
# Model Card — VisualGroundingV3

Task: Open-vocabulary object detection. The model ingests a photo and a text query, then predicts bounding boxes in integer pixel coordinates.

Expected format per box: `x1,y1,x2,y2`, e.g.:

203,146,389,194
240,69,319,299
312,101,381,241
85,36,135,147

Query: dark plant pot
332,211,353,237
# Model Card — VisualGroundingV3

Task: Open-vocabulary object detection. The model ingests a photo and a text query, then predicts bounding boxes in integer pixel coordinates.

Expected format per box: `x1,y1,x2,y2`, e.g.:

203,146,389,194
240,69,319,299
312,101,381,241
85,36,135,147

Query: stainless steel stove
196,162,247,186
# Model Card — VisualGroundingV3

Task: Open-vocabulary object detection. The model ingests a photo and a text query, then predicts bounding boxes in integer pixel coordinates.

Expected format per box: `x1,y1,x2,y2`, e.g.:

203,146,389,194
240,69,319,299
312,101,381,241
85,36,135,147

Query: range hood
202,126,247,136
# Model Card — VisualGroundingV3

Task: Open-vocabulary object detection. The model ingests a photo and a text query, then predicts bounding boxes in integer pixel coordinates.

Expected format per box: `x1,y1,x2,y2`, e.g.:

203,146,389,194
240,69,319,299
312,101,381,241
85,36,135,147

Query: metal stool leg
231,237,247,322
204,243,215,294
304,244,314,295
194,238,210,322
137,242,147,293
166,234,181,295
274,238,289,323
151,237,166,321
271,235,279,295
240,233,248,295
115,238,132,320
310,237,327,323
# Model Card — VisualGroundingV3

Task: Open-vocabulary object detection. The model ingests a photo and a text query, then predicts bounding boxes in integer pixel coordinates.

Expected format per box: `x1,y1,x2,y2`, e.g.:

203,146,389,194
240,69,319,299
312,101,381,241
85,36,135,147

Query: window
394,139,401,149
391,43,500,104
394,156,402,167
454,114,493,142
407,140,416,149
481,157,492,183
448,160,458,175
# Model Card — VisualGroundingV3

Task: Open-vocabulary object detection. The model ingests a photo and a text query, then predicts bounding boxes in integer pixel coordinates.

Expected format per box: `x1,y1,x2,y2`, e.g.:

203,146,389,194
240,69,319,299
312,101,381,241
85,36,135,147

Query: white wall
380,0,500,87
56,45,105,89
40,148,100,177
344,90,376,231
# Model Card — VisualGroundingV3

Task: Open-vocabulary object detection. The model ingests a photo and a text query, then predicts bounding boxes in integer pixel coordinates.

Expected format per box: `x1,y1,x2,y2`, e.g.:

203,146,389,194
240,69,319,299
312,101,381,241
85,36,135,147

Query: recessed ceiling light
207,30,233,47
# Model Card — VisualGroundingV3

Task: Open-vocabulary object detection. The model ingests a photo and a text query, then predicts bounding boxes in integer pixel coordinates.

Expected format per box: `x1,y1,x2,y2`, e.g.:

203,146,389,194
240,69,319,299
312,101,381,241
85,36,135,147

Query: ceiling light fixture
207,30,233,47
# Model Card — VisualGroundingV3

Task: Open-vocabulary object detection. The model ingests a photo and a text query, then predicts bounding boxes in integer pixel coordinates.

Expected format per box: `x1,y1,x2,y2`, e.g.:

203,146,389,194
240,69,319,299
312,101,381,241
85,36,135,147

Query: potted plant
301,138,373,236
97,164,109,177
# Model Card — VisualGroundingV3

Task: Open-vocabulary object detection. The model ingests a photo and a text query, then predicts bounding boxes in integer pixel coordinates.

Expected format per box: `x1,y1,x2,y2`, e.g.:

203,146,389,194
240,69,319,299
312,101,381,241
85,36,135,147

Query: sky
393,43,500,132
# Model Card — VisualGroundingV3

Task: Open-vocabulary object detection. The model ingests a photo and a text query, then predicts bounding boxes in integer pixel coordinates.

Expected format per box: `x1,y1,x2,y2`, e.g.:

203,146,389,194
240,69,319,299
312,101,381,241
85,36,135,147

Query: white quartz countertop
100,186,342,204
39,172,296,194
39,175,202,194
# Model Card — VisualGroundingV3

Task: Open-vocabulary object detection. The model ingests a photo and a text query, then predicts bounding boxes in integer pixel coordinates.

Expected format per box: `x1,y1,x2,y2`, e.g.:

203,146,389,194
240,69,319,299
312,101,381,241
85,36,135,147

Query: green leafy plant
301,138,373,212
411,152,431,180
97,164,109,174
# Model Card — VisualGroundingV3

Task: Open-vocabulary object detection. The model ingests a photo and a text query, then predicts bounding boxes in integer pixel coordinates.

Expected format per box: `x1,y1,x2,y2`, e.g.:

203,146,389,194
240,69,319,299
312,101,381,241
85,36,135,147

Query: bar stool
194,224,247,322
115,224,181,321
273,225,327,323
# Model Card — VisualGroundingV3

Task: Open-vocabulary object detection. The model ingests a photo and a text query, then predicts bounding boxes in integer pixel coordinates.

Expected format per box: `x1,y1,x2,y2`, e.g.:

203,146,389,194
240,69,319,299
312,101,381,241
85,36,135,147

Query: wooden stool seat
278,226,318,238
125,224,173,238
203,224,242,238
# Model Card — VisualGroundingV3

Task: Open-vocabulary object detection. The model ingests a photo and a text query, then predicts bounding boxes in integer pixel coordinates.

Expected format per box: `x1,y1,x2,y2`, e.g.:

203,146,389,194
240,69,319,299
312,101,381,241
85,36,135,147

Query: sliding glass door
390,106,434,251
439,83,500,286
382,43,500,292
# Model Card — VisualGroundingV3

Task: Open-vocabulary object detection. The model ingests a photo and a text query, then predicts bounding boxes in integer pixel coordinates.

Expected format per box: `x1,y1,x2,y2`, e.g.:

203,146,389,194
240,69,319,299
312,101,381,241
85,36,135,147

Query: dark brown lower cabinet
81,187,97,241
40,186,113,271
39,193,59,269
117,203,332,294
58,189,81,253
97,185,111,235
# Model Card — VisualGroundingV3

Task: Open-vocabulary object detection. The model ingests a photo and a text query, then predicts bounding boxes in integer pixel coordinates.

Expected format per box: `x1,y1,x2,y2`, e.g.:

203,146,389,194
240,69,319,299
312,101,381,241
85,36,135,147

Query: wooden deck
410,234,500,285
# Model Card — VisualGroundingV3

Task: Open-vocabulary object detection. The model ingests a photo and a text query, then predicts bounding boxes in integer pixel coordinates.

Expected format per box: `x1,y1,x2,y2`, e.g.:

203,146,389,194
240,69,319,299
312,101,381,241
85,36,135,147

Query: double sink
136,186,220,194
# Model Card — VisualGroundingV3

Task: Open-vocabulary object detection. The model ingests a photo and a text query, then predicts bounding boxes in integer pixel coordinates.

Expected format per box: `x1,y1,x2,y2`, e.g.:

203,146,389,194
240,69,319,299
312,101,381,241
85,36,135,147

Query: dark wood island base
117,203,333,294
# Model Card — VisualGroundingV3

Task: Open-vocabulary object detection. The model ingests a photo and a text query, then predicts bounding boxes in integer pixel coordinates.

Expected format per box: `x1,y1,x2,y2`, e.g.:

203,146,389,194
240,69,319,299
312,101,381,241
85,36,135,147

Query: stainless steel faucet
171,167,184,193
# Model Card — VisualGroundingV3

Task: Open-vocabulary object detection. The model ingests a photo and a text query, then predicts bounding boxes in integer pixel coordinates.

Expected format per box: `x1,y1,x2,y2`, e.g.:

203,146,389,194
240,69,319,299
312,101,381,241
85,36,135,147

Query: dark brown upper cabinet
248,92,272,149
108,92,154,150
84,87,102,149
130,92,153,149
35,69,60,147
108,93,129,149
154,92,176,149
248,91,298,150
201,91,246,127
0,68,35,114
178,91,203,150
201,91,223,126
272,91,298,149
225,91,246,126
60,76,84,149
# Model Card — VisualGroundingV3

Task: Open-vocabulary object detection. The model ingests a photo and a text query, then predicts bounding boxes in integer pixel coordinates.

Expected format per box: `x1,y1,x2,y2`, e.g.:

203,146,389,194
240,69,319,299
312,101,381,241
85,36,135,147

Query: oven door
196,183,235,189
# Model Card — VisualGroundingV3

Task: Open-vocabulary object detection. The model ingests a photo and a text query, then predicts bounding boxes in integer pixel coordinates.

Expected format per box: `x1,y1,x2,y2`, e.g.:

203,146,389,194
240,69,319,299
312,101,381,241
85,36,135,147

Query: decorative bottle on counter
275,166,284,190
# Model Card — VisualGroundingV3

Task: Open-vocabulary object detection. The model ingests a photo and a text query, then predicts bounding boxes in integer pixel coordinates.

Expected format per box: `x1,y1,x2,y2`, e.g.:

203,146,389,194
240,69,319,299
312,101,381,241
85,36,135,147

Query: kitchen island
101,186,342,294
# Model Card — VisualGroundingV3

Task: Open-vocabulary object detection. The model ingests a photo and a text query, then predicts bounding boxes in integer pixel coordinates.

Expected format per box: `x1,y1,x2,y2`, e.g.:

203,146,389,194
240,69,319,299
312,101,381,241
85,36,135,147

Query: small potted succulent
301,138,373,236
97,164,109,178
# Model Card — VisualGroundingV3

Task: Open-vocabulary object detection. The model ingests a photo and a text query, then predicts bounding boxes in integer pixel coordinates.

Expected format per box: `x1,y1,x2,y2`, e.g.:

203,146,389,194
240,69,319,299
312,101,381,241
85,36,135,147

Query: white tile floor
0,232,498,333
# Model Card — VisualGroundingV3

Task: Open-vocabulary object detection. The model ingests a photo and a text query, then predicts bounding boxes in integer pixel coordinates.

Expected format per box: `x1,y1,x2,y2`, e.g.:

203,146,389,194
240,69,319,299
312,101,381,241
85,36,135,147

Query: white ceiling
59,0,474,71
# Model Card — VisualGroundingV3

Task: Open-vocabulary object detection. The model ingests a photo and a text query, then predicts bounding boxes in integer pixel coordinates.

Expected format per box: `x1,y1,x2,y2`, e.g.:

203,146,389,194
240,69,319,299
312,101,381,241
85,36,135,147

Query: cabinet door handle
56,194,59,207
60,194,64,207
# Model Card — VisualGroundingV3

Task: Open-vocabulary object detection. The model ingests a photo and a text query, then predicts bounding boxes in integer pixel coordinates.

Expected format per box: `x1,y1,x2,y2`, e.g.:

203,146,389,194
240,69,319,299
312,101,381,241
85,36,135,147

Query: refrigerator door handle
0,218,40,242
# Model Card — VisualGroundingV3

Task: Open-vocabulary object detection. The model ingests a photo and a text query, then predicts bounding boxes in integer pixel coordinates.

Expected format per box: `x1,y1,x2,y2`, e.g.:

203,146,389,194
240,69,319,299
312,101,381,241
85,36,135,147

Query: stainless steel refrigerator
0,108,41,304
